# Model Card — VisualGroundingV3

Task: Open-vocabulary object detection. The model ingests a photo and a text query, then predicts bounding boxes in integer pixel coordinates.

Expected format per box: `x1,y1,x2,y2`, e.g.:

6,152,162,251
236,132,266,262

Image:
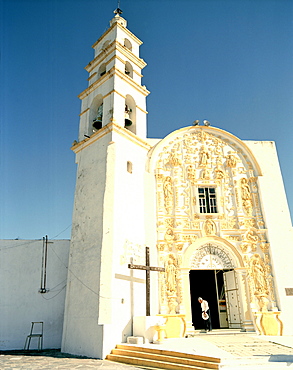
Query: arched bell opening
89,94,104,134
125,61,133,79
124,95,136,134
98,63,106,78
124,38,132,51
102,40,110,50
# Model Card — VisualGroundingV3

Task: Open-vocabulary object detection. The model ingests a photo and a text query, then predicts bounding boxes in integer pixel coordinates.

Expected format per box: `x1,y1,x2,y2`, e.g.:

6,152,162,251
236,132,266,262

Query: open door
223,270,241,328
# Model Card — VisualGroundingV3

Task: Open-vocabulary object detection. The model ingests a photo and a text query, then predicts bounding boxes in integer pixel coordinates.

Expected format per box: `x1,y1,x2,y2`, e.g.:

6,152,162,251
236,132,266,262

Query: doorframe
180,237,254,333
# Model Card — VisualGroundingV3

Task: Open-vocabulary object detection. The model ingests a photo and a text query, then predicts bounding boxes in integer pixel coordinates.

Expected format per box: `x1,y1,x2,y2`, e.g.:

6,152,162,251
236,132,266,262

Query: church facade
61,13,293,359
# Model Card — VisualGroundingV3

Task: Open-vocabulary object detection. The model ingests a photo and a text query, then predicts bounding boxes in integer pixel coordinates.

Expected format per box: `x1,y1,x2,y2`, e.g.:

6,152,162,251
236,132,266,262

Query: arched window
124,38,132,51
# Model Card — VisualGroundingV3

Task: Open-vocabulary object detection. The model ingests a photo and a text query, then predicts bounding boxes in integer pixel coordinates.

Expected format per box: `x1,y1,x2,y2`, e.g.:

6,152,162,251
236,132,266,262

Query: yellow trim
112,123,150,150
71,122,151,154
114,68,150,95
116,42,147,69
78,67,150,100
147,126,263,176
87,72,97,81
102,89,148,113
78,71,112,99
86,40,146,74
136,105,148,114
92,18,143,50
133,69,143,78
85,40,115,72
79,108,90,116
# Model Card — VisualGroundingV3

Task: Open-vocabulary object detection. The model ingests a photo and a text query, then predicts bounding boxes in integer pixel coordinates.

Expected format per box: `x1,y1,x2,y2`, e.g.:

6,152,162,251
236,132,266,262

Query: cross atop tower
114,0,123,15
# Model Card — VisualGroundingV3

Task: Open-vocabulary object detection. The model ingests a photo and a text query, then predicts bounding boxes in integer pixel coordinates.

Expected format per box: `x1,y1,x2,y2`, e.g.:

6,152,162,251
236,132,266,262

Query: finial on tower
114,0,123,15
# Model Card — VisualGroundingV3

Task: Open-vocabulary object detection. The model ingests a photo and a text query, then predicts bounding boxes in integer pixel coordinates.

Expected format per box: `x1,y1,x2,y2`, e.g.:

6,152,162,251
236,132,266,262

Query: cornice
78,66,150,100
92,20,143,50
79,108,89,117
86,40,146,73
71,122,151,153
88,72,97,81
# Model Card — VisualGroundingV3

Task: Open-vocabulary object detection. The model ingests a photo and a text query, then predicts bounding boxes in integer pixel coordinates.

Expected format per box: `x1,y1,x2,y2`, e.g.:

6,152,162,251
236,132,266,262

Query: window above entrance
198,187,217,213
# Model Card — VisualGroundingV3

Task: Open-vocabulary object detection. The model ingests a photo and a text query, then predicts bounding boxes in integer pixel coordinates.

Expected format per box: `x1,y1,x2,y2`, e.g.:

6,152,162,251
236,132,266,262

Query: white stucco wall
245,140,293,334
0,239,70,350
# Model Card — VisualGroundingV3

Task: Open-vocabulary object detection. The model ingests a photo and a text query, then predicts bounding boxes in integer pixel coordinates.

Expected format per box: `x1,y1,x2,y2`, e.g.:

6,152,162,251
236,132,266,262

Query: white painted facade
1,10,292,360
61,13,293,360
244,140,293,332
0,239,70,350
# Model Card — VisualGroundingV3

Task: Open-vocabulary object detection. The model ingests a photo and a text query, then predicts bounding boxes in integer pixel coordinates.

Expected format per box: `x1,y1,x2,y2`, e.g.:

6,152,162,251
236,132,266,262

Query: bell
124,118,132,127
93,119,102,131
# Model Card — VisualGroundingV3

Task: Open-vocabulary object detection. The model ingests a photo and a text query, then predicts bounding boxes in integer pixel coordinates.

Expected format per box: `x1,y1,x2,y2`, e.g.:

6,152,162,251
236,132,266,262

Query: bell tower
78,10,149,140
62,10,152,360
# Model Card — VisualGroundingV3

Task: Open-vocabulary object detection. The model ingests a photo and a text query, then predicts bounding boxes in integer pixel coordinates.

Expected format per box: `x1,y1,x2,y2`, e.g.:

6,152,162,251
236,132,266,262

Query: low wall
0,239,70,350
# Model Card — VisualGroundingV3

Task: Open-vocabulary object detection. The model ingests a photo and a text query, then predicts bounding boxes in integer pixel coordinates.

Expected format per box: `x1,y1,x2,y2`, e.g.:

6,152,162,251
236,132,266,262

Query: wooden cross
128,246,165,316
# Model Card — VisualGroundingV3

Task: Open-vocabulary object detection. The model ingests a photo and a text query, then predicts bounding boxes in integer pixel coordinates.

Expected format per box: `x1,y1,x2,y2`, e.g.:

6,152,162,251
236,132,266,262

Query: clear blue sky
1,0,292,239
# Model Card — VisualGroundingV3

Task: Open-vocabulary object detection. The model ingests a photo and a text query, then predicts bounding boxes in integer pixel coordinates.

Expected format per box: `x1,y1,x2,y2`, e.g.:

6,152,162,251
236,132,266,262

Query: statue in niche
163,176,173,213
250,254,269,297
240,178,251,200
165,256,177,293
226,151,238,168
199,146,210,167
204,219,216,236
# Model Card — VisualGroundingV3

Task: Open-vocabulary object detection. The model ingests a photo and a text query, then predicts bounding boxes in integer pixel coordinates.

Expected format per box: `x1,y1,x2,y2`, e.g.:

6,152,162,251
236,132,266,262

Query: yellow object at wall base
157,314,186,338
254,311,283,336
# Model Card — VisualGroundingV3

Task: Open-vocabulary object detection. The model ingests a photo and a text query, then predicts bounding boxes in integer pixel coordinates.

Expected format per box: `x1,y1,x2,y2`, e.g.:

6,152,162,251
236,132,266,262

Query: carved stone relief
154,128,276,315
159,253,182,314
190,244,234,269
249,253,269,311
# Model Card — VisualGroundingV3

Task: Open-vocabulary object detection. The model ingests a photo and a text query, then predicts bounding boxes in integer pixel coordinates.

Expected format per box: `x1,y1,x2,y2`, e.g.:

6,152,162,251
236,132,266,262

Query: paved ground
1,331,293,369
0,349,145,369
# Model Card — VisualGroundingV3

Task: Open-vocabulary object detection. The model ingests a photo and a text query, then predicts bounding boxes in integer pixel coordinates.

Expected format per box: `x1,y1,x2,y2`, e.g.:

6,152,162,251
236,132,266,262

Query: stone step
106,344,221,370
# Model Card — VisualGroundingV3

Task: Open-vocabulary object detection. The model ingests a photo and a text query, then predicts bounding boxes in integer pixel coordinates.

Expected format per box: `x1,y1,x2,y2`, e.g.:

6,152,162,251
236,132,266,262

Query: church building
61,10,293,359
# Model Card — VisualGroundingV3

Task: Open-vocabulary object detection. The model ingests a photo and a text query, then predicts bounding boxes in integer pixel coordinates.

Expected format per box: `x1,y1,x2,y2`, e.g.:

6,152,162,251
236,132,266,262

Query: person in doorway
198,297,212,332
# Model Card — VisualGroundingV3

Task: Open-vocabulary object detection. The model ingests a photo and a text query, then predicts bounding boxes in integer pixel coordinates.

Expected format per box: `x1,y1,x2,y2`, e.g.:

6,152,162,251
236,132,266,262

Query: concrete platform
1,331,293,369
114,330,293,369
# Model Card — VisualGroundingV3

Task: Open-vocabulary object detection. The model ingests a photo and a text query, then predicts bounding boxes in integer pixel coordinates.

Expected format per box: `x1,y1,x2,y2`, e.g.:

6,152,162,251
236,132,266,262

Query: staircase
106,344,221,370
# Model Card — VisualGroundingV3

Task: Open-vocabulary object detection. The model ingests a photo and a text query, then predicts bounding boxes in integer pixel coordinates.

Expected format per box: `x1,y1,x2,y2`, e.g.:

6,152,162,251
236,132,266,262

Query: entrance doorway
189,269,241,330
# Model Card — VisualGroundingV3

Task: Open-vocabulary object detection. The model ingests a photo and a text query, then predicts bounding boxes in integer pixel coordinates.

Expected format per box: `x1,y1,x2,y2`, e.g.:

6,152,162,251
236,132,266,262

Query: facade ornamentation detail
203,219,217,236
249,253,269,311
154,127,277,320
163,176,173,213
161,253,182,314
240,229,259,253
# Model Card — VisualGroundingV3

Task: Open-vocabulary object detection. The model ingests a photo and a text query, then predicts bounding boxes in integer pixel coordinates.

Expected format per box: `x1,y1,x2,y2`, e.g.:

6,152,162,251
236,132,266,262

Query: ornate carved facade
152,126,277,323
